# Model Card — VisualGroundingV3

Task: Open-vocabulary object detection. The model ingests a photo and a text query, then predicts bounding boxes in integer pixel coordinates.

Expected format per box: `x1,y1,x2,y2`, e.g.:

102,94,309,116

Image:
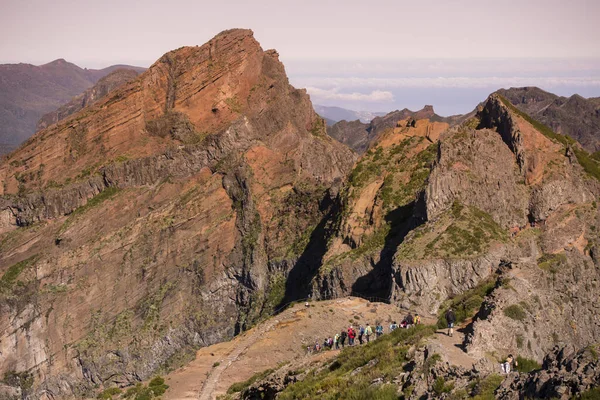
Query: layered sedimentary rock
0,29,355,399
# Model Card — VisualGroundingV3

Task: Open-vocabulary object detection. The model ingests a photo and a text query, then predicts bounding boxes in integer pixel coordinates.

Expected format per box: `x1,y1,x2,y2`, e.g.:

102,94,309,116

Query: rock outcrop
498,87,600,153
326,105,450,154
0,29,355,399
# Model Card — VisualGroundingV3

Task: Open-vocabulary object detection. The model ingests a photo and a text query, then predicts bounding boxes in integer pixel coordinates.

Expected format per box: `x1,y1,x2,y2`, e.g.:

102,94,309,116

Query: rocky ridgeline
1,30,600,399
0,29,354,399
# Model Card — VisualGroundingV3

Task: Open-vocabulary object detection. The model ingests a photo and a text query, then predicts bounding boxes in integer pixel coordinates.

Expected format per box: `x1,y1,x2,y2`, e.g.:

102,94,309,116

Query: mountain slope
326,105,464,154
36,68,140,131
306,93,600,363
0,29,355,399
498,86,600,153
0,59,144,154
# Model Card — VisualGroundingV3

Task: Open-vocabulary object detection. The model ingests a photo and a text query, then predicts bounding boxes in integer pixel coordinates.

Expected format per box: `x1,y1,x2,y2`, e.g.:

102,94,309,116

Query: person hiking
502,354,518,374
406,313,414,327
365,323,373,342
340,330,347,348
348,326,356,345
414,313,421,325
390,321,398,331
334,333,340,350
445,308,456,337
358,325,365,345
376,323,383,338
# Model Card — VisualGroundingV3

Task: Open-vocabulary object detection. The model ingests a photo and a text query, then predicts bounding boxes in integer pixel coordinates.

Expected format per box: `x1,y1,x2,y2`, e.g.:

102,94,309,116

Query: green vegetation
436,278,496,329
498,95,600,181
2,370,34,393
470,374,503,400
59,187,120,235
227,368,276,394
503,304,527,321
0,255,38,293
398,202,507,261
97,387,122,399
433,377,455,395
537,253,567,274
515,356,541,373
272,325,436,399
579,387,600,400
122,377,169,400
309,117,326,136
262,273,286,315
224,96,242,113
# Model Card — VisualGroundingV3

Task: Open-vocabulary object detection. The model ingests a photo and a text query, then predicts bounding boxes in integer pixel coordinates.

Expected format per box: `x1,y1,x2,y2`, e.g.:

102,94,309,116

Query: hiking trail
197,315,283,400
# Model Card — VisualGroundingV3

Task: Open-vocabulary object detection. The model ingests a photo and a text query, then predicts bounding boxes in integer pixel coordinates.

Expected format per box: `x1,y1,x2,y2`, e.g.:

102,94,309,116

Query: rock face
36,69,140,131
326,105,450,154
0,29,355,399
309,90,600,365
0,59,145,154
498,87,600,153
496,346,600,399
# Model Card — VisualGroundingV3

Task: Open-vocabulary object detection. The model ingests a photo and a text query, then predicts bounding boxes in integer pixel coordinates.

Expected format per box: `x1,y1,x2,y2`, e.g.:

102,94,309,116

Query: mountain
497,86,600,153
0,29,355,399
327,105,467,154
0,59,145,155
2,33,600,400
36,68,141,131
207,93,600,400
314,104,387,124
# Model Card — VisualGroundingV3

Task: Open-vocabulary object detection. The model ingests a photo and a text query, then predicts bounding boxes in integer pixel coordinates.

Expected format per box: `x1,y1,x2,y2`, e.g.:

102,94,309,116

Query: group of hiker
308,312,422,353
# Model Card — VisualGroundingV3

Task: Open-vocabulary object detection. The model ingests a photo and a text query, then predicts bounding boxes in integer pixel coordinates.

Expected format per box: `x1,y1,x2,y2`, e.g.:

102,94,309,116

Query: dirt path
164,297,417,400
197,316,282,400
428,326,478,369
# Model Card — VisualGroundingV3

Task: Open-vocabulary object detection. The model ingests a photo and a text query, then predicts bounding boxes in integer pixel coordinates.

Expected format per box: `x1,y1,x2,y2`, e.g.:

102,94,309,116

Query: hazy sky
2,0,600,115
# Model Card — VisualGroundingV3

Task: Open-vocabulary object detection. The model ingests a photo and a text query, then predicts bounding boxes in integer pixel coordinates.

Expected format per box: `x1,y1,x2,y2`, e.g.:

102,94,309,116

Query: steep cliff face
395,94,600,358
311,92,600,361
498,87,600,153
0,29,355,399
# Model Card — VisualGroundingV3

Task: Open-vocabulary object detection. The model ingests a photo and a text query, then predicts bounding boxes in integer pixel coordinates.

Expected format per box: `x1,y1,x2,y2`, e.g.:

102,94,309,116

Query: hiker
348,326,356,345
501,354,518,374
400,318,407,329
446,308,456,337
305,302,309,308
340,330,347,348
376,323,383,338
314,341,321,352
334,333,340,349
415,313,421,325
358,325,365,345
406,313,414,328
365,323,373,342
390,321,398,331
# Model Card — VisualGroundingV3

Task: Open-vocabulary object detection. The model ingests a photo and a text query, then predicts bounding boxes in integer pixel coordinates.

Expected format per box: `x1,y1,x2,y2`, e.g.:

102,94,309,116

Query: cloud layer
306,87,394,103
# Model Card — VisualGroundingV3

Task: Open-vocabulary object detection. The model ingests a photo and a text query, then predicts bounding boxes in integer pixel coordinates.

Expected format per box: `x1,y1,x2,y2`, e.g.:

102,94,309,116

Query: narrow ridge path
197,315,283,400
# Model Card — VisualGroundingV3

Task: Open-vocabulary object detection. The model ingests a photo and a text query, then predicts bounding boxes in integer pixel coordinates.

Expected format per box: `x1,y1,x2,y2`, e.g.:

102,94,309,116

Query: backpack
341,331,347,339
366,326,372,335
360,327,365,335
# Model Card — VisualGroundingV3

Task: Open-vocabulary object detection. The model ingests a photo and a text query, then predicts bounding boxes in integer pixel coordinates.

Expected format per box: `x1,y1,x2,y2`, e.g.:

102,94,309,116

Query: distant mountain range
313,104,387,124
0,59,145,155
497,87,600,153
326,105,472,153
